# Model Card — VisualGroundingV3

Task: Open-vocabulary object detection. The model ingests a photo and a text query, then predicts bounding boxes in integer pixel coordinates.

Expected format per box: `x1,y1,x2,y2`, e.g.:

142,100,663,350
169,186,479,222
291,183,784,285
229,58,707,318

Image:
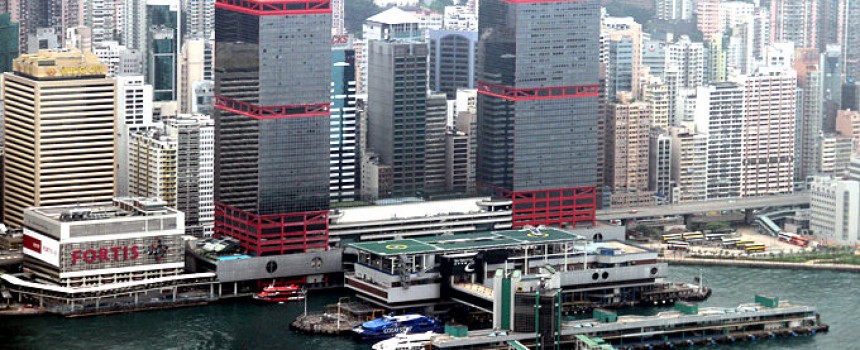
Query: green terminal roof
349,228,585,256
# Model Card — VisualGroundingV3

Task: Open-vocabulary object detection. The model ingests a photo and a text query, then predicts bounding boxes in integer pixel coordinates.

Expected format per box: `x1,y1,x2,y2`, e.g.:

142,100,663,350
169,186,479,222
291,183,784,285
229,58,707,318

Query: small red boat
254,284,304,302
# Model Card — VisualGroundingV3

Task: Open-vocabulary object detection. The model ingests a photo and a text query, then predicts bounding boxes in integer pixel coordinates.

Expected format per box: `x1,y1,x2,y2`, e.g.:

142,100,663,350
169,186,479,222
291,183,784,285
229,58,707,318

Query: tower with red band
214,0,331,255
477,0,601,229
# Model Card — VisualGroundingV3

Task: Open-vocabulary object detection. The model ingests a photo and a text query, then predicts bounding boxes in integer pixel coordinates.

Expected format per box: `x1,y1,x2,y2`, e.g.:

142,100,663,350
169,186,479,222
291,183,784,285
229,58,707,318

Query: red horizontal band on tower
477,80,599,101
215,95,330,120
215,0,331,16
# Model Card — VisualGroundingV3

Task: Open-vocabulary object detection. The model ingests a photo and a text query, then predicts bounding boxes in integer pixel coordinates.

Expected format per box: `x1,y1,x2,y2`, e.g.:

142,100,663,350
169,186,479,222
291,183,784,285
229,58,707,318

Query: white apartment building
668,35,705,90
116,75,155,197
809,177,860,245
696,82,744,199
670,127,708,203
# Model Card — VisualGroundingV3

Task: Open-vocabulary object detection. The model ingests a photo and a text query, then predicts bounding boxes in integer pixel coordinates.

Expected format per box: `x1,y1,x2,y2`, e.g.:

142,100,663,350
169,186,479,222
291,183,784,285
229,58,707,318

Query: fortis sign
71,239,170,265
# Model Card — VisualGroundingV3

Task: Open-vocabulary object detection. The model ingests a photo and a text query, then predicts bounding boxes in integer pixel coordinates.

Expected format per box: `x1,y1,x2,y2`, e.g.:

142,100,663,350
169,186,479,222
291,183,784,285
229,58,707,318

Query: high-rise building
428,29,477,99
358,7,422,94
129,128,178,206
214,0,332,256
837,0,860,82
0,13,19,73
655,0,694,21
330,42,358,203
818,133,853,176
424,92,448,195
642,76,671,130
823,45,843,130
602,16,642,100
146,0,180,102
180,38,206,114
115,75,155,197
696,0,723,41
84,0,120,44
331,0,345,35
794,49,825,180
741,66,797,197
447,110,476,195
649,131,672,204
695,82,744,199
165,115,214,237
836,109,860,151
670,127,708,202
2,48,116,228
93,41,143,76
184,0,213,39
477,0,600,228
668,36,705,89
607,93,654,207
770,0,818,49
14,0,82,54
442,5,478,31
367,40,428,198
123,0,146,53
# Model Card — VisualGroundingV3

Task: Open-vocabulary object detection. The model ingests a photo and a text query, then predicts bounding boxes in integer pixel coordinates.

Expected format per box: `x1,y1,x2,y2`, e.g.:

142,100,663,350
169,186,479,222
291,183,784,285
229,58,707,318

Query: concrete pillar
172,287,177,300
39,296,43,308
234,282,237,296
219,283,223,297
95,298,99,310
135,293,139,304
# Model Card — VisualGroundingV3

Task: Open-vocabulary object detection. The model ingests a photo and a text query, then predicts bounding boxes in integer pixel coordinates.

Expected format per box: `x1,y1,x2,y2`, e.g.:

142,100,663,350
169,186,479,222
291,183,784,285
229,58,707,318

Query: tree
345,0,383,37
706,221,731,232
428,0,455,13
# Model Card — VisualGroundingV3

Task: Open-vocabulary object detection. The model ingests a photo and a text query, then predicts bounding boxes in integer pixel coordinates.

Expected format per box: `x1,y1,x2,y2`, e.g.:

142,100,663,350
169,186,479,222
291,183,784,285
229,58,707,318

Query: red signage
23,235,41,253
71,246,140,265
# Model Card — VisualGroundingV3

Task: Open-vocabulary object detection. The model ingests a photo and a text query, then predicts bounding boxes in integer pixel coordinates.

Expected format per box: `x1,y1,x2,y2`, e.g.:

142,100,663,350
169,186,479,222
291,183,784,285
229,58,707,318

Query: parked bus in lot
720,238,741,248
662,233,683,242
667,240,690,251
744,244,766,253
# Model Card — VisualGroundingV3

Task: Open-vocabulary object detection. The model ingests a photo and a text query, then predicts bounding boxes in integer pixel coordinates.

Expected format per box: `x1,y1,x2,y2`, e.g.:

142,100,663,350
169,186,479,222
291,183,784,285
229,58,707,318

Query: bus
720,238,742,248
662,233,683,242
667,240,690,251
736,240,755,247
682,232,705,241
744,244,766,253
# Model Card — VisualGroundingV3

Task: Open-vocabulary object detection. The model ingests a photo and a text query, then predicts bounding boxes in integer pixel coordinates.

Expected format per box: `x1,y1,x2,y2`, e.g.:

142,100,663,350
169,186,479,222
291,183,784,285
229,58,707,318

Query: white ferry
371,332,436,350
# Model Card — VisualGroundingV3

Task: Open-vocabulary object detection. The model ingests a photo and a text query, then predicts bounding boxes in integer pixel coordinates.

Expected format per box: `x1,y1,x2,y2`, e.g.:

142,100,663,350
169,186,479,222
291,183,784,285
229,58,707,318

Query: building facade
367,40,428,198
428,29,477,99
809,177,860,245
476,0,600,228
741,66,797,197
214,0,332,256
22,198,185,287
2,49,116,228
331,43,358,203
607,94,653,207
696,82,744,199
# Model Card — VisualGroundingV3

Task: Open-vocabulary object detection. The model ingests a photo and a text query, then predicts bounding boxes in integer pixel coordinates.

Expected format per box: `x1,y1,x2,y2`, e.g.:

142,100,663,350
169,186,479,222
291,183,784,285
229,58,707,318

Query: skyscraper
428,29,477,99
607,93,654,207
770,0,818,49
330,41,358,203
741,66,797,196
794,49,825,180
146,0,180,102
214,0,331,256
695,82,744,199
367,40,428,197
2,49,116,227
477,0,600,228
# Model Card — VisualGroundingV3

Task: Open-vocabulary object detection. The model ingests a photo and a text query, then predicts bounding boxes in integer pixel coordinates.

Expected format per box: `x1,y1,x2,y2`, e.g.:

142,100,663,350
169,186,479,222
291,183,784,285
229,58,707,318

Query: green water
0,266,856,349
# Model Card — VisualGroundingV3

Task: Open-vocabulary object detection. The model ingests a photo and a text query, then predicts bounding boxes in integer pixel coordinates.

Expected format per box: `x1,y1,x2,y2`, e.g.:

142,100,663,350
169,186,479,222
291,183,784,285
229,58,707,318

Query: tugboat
372,332,436,350
352,314,443,341
253,284,304,303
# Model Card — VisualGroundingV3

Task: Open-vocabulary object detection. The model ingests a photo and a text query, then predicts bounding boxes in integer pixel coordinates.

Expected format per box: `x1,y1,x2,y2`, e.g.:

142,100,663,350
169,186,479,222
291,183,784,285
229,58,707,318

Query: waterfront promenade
661,256,860,272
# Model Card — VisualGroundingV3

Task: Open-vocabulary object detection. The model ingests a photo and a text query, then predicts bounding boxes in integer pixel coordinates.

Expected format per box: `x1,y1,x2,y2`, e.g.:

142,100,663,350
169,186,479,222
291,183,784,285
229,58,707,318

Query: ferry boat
371,332,436,350
352,314,443,341
253,284,304,303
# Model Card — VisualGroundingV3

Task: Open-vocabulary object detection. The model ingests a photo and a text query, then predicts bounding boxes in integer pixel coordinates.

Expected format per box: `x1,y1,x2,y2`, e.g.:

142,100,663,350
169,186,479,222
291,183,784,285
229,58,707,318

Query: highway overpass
596,193,810,221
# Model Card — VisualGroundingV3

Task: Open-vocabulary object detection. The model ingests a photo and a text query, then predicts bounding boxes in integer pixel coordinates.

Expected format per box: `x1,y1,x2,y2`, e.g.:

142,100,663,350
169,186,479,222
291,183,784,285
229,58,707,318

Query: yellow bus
744,244,766,253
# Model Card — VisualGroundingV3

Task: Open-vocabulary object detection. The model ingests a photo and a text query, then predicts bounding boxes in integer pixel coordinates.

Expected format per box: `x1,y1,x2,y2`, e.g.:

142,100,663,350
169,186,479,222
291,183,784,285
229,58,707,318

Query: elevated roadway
596,193,810,221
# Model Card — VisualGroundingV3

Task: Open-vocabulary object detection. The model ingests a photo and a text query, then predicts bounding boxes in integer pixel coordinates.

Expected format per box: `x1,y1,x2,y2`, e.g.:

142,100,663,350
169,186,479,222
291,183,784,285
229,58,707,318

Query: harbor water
1,265,858,350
